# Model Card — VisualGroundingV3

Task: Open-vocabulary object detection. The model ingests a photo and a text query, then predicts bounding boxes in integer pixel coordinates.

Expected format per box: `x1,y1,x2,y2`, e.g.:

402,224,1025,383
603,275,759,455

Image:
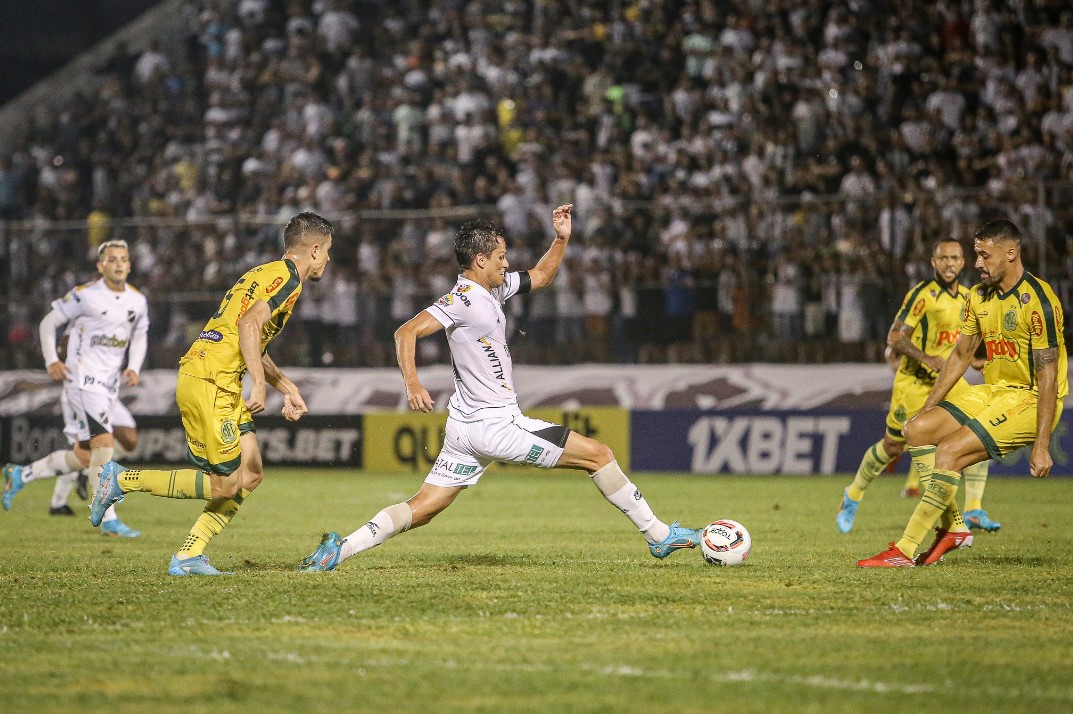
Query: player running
3,240,147,537
299,205,702,572
859,219,1067,567
89,212,333,575
836,239,998,533
3,388,139,520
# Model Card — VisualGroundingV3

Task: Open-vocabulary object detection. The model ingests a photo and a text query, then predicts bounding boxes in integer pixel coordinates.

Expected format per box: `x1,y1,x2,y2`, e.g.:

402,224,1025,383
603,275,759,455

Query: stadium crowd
2,0,1072,370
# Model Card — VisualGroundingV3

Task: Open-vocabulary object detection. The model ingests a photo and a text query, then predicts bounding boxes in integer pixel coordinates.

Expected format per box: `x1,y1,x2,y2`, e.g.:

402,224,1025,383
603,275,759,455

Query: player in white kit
2,240,148,537
299,205,703,571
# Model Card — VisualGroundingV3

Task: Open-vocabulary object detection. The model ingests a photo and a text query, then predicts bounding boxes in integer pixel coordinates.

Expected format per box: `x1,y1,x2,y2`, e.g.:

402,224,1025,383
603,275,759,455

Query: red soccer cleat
857,543,915,568
901,486,921,499
914,529,973,566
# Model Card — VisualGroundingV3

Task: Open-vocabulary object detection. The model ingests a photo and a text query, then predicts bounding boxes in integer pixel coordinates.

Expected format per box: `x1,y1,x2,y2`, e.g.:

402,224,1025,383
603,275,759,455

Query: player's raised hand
552,204,572,240
1029,444,1053,478
246,381,267,414
282,390,308,421
406,382,435,413
46,361,69,382
123,369,140,387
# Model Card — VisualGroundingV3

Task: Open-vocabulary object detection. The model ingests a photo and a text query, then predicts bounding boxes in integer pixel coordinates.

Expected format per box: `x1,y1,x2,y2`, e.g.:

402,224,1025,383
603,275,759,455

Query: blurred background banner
630,408,1073,476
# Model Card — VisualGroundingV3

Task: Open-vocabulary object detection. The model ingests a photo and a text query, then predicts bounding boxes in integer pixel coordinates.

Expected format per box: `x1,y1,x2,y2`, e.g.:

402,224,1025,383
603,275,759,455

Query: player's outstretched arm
395,310,445,413
39,308,71,381
528,204,572,291
237,300,271,414
921,332,978,412
1029,347,1060,478
887,319,944,373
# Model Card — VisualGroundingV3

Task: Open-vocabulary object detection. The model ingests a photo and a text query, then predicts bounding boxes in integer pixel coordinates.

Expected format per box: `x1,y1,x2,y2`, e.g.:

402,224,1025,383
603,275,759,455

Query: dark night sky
0,0,162,105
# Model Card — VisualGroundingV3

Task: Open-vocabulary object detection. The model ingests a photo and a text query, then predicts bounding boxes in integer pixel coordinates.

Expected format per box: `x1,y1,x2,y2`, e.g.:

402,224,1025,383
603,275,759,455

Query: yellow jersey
895,279,968,383
179,259,302,393
961,272,1068,398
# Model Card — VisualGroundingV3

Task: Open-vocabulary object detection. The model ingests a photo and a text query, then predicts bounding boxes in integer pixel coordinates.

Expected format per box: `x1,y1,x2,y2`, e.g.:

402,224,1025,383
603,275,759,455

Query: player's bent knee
882,436,905,459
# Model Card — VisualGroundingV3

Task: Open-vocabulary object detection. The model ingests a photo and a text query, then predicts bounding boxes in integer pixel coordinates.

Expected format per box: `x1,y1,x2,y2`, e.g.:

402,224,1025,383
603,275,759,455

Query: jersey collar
997,275,1026,301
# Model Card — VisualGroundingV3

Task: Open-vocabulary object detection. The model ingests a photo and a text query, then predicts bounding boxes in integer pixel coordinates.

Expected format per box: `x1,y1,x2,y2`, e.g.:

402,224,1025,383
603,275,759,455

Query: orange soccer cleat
914,529,973,566
857,543,915,568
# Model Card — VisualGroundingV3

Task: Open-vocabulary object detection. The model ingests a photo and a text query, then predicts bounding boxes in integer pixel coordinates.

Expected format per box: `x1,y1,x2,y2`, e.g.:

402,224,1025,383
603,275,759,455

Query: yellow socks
118,468,210,499
847,440,895,501
962,460,989,512
896,467,960,557
177,488,251,559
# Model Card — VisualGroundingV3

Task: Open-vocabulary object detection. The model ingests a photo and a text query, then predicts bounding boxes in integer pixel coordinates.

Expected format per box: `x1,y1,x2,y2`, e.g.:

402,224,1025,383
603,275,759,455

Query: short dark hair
454,218,503,269
283,211,334,249
932,237,963,254
973,219,1021,245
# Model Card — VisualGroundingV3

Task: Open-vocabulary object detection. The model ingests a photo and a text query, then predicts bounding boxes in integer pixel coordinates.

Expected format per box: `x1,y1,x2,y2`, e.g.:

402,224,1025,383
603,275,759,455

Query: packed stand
1,0,1072,371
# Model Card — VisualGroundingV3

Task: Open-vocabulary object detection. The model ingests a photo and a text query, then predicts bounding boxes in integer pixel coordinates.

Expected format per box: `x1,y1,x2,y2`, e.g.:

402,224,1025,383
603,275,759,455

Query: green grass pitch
2,469,1072,713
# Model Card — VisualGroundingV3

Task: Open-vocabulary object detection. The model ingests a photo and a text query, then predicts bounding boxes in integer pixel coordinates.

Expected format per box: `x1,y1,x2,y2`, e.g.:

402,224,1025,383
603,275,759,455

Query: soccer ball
699,519,751,566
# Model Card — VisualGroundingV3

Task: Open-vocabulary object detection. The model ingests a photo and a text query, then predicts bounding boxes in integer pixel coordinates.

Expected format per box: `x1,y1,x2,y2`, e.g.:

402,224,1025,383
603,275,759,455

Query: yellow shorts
939,384,1065,460
886,372,973,440
176,372,255,475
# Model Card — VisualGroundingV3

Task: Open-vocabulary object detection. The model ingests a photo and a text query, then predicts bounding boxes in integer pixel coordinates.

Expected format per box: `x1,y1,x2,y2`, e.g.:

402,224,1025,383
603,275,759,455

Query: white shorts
425,409,570,488
62,386,135,444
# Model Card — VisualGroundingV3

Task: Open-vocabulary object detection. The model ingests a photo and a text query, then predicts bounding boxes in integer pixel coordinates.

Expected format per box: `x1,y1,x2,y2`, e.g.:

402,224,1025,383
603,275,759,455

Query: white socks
24,449,83,483
340,503,413,562
590,460,670,544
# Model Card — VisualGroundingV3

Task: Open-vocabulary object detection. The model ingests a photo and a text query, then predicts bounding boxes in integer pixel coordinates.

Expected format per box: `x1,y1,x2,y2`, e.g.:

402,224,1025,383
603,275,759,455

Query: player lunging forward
299,205,702,572
836,239,997,533
859,219,1067,567
3,240,146,537
90,212,334,575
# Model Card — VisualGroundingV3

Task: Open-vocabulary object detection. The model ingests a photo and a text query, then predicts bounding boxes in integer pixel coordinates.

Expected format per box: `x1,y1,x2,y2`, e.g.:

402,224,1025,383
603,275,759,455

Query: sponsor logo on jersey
199,330,224,342
1003,309,1018,332
985,337,1018,362
127,310,136,323
436,293,454,306
523,444,545,464
1030,311,1044,337
90,334,128,349
283,293,299,310
936,329,959,346
266,276,285,293
911,298,926,317
455,284,472,293
477,337,505,380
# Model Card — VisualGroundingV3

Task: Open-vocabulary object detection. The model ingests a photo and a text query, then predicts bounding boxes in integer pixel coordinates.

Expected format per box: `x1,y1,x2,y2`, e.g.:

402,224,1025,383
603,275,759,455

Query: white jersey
426,272,530,420
52,280,149,395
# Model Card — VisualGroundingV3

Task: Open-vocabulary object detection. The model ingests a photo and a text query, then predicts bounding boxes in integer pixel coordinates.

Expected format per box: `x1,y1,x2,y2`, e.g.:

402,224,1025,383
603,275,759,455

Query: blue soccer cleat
2,464,25,511
649,521,702,559
298,531,346,572
168,554,231,576
965,509,1001,532
88,461,127,527
836,489,860,533
101,518,141,538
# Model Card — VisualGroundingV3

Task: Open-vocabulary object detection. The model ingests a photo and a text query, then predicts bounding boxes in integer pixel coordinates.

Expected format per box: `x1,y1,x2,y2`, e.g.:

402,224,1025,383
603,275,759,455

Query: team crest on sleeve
436,293,455,306
455,284,472,293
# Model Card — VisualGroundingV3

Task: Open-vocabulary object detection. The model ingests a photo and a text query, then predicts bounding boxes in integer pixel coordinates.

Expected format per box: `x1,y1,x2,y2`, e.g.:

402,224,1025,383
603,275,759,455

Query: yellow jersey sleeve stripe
897,281,929,323
268,260,301,312
1023,273,1059,347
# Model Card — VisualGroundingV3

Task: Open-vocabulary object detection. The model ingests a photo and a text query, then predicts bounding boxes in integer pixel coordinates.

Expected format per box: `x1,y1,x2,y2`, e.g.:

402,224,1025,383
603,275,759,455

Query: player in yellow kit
836,239,997,532
90,212,334,575
859,219,1067,567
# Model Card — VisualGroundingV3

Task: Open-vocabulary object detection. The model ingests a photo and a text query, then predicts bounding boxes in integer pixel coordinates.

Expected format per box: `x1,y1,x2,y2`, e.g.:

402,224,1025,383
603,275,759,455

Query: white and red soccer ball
699,519,751,566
